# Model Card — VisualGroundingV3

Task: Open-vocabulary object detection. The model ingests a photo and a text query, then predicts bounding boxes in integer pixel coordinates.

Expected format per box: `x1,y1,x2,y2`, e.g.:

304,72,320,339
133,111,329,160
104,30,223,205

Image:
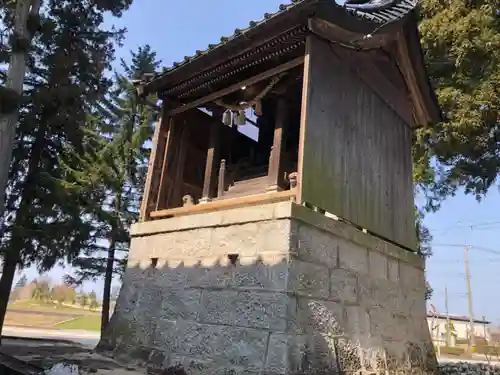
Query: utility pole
445,283,451,346
483,315,487,341
464,245,476,353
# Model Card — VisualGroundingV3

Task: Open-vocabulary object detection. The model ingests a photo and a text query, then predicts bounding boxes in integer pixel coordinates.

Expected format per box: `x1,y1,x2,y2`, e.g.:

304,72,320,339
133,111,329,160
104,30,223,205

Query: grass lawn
4,312,65,328
9,300,99,315
55,315,101,332
5,300,101,330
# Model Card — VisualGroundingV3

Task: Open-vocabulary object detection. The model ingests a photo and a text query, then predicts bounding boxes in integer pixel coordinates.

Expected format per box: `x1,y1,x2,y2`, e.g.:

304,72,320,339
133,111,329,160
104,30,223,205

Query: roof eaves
146,0,312,89
427,314,491,325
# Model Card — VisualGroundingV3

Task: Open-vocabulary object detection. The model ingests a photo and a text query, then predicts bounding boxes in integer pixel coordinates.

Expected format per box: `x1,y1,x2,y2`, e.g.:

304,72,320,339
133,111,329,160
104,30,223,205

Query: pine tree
65,45,161,334
0,0,133,340
416,0,500,207
415,206,433,300
14,274,27,289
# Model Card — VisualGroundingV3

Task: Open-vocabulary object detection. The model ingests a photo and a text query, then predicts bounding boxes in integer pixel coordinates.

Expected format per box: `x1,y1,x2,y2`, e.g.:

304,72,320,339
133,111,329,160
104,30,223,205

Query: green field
55,315,101,332
9,300,99,315
6,300,101,331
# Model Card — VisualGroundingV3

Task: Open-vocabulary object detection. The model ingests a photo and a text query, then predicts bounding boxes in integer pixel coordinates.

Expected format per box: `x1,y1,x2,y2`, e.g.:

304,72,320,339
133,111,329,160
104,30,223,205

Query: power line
468,221,500,229
432,243,500,256
434,220,500,234
431,258,500,264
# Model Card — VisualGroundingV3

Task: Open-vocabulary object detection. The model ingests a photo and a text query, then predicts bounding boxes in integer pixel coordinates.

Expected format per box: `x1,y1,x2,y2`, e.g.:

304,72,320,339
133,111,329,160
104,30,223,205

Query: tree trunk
0,251,18,341
101,191,122,335
101,236,115,335
0,126,45,345
0,0,41,218
0,1,42,344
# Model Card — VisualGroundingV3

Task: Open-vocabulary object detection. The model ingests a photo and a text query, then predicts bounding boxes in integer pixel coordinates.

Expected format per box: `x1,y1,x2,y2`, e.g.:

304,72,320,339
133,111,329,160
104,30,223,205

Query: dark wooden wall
298,35,416,250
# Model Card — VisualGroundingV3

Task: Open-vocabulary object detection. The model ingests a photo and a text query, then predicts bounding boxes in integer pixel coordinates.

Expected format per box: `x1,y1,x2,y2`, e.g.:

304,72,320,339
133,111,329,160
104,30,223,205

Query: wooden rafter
169,56,305,116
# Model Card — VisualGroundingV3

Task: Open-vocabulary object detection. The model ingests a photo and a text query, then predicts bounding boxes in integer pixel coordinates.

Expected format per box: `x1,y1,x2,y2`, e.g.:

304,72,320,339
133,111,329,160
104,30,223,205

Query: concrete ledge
131,201,293,236
291,204,424,269
131,201,422,270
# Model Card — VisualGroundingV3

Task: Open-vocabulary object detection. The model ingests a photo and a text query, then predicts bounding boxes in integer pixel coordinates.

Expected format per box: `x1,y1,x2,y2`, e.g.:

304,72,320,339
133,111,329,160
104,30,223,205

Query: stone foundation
97,202,438,375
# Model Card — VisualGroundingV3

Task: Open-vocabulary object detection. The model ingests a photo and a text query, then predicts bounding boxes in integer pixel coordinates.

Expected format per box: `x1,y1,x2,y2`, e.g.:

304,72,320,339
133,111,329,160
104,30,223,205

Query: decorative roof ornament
343,0,419,24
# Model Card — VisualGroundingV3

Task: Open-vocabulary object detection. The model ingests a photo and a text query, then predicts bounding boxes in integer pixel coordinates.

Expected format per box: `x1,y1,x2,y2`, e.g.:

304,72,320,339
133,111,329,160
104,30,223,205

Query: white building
427,313,491,346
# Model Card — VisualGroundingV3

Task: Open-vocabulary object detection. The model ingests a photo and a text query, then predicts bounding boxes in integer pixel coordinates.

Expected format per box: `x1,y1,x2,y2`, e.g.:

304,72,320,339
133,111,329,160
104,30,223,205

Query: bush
438,346,465,356
475,344,500,355
475,337,488,346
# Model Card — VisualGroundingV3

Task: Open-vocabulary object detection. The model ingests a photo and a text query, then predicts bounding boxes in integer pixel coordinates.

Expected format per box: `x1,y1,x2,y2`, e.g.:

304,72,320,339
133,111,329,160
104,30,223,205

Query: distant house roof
427,313,491,325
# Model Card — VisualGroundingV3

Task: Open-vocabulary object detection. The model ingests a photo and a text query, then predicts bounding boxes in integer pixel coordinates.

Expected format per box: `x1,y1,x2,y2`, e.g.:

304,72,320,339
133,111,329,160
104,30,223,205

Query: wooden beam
150,189,296,219
170,56,305,116
296,36,313,207
395,23,442,125
394,31,429,125
308,18,414,126
139,110,167,221
217,159,226,198
200,113,222,202
155,117,175,210
171,124,189,206
267,97,287,191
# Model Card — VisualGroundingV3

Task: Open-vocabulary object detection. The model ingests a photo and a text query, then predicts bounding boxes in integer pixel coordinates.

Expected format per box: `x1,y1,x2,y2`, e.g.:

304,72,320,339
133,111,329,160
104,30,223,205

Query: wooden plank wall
298,35,416,250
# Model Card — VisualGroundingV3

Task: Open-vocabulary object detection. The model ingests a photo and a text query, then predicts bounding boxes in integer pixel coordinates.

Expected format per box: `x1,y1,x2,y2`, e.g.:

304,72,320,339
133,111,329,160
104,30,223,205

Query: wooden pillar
200,110,222,203
139,107,169,221
155,117,175,210
171,123,189,206
267,97,287,191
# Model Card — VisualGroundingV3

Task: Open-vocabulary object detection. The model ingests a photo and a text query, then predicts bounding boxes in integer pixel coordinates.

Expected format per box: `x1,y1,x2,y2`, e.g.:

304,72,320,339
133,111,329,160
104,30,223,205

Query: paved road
3,327,499,367
2,326,100,348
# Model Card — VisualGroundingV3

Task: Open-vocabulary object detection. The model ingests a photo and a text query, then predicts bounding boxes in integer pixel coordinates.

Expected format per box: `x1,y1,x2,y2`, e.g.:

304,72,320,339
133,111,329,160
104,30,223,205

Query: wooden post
155,117,175,210
171,124,189,207
139,107,169,221
217,159,226,198
267,97,287,191
200,111,222,203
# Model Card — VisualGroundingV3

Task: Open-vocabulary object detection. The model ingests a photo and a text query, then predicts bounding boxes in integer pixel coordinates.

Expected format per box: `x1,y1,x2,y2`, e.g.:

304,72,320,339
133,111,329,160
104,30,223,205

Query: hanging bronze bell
236,110,246,126
222,110,232,126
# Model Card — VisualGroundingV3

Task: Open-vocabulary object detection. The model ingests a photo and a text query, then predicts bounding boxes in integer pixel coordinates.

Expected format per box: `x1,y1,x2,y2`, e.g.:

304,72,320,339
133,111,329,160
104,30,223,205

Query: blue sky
16,0,500,324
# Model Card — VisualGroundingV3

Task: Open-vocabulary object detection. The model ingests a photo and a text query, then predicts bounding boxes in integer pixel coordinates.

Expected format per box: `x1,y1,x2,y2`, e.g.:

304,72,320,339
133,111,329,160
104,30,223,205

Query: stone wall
97,201,438,375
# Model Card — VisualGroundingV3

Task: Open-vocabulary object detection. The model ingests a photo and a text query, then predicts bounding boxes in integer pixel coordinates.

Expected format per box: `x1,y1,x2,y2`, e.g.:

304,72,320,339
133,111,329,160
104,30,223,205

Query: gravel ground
439,361,500,374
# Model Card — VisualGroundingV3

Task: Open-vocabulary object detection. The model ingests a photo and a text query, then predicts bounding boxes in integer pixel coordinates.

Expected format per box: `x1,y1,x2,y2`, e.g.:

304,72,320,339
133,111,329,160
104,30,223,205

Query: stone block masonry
97,201,438,375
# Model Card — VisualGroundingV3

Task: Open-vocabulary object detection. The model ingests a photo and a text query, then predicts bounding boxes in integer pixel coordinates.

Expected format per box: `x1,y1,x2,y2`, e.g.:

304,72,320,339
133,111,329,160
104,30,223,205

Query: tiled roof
344,0,419,24
427,313,491,325
149,0,418,85
158,0,310,77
